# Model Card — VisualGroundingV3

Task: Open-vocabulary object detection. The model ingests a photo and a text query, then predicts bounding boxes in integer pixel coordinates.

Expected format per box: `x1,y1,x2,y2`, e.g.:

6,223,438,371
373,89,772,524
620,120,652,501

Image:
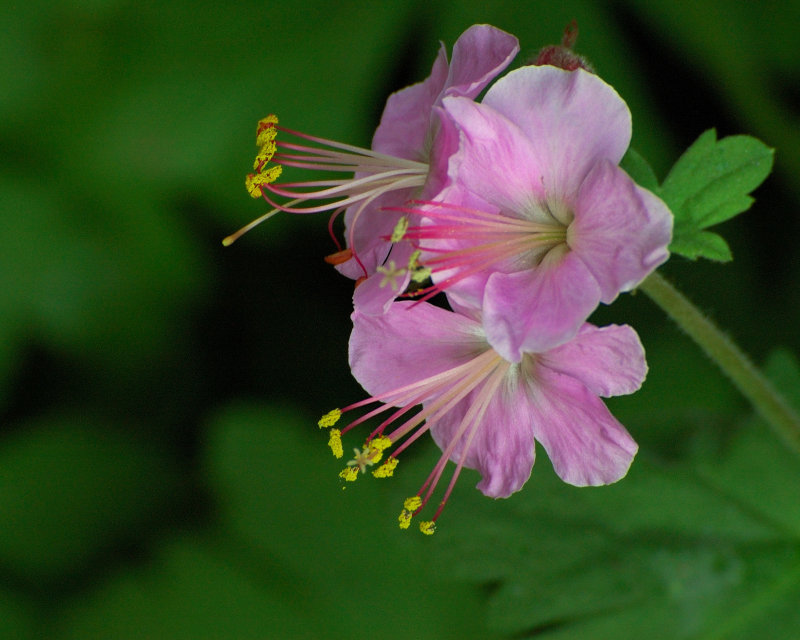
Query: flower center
385,199,569,301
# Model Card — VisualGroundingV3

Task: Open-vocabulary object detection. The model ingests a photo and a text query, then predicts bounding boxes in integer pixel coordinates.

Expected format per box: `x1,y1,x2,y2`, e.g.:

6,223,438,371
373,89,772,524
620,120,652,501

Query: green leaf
0,413,182,582
660,129,774,262
620,147,660,192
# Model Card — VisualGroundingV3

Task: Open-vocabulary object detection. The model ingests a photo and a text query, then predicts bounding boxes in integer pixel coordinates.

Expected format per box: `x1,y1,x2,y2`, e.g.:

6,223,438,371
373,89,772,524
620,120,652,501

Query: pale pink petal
570,161,672,302
541,324,647,397
443,96,547,216
429,377,536,498
482,250,601,362
530,368,638,486
372,24,519,161
349,301,483,398
371,43,449,160
482,66,632,199
444,24,520,100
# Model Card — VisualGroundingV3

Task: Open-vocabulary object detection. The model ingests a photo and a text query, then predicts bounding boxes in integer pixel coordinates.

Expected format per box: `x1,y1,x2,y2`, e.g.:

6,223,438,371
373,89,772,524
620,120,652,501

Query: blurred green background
2,1,800,638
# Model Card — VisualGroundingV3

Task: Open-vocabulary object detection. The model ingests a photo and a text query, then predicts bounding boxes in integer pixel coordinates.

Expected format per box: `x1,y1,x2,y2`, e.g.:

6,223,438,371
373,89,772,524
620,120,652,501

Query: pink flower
231,25,519,315
398,65,672,360
318,301,645,534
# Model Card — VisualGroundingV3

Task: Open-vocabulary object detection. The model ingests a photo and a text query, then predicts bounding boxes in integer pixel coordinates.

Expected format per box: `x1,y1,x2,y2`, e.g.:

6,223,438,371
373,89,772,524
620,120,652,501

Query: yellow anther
255,115,279,146
318,409,342,429
327,429,343,459
376,261,406,291
391,216,409,242
366,446,383,465
398,509,413,530
372,457,398,478
411,266,432,283
419,521,436,536
403,496,422,512
339,466,359,482
369,436,392,452
245,166,283,198
407,250,431,283
253,139,277,170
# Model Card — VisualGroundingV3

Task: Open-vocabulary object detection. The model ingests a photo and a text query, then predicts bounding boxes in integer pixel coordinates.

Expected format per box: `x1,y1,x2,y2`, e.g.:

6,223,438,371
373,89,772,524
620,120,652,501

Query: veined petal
429,374,536,498
570,161,672,302
443,96,547,217
482,250,601,362
541,324,647,397
481,65,632,199
530,368,638,486
349,301,484,398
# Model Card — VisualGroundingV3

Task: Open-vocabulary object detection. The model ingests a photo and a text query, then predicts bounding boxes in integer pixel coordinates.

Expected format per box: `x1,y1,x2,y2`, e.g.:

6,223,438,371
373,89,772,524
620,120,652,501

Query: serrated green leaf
660,129,773,262
620,147,660,192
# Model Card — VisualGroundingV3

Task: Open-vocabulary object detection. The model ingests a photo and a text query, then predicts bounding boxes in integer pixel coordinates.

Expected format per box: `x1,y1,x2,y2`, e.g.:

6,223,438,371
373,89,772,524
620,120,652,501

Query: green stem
639,271,800,456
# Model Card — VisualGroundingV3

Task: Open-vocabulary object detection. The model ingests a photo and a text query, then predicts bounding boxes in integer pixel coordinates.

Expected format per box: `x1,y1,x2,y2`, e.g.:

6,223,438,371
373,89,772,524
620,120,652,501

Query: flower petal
481,65,632,199
429,373,536,498
349,301,483,398
371,24,519,162
482,249,601,361
570,160,672,302
444,24,520,100
371,43,449,160
541,324,647,397
530,368,638,486
443,96,547,216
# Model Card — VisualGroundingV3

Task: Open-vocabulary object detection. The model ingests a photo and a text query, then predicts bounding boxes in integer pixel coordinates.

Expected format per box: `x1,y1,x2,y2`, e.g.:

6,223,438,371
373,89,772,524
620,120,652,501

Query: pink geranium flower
397,65,672,360
318,301,645,534
231,25,519,314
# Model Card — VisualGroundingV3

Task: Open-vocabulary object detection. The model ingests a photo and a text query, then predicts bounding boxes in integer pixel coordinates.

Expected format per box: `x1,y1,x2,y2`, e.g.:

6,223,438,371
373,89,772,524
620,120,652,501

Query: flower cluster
236,25,673,534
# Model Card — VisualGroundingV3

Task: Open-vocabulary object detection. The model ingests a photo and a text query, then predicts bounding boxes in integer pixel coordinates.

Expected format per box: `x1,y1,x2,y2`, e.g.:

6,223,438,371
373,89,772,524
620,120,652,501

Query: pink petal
482,250,602,362
371,43,449,160
570,161,672,302
444,24,520,100
372,24,519,161
531,368,638,486
351,250,413,316
429,375,537,498
541,324,648,397
349,301,482,398
443,96,547,215
482,65,632,199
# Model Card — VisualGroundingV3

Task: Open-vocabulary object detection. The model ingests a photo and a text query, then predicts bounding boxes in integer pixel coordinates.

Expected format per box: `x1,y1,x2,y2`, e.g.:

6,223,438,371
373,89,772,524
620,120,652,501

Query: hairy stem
639,271,800,456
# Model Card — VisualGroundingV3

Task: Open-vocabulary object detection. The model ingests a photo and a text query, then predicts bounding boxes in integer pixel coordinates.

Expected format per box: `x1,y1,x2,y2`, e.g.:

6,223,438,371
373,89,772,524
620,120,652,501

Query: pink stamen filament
419,360,511,519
